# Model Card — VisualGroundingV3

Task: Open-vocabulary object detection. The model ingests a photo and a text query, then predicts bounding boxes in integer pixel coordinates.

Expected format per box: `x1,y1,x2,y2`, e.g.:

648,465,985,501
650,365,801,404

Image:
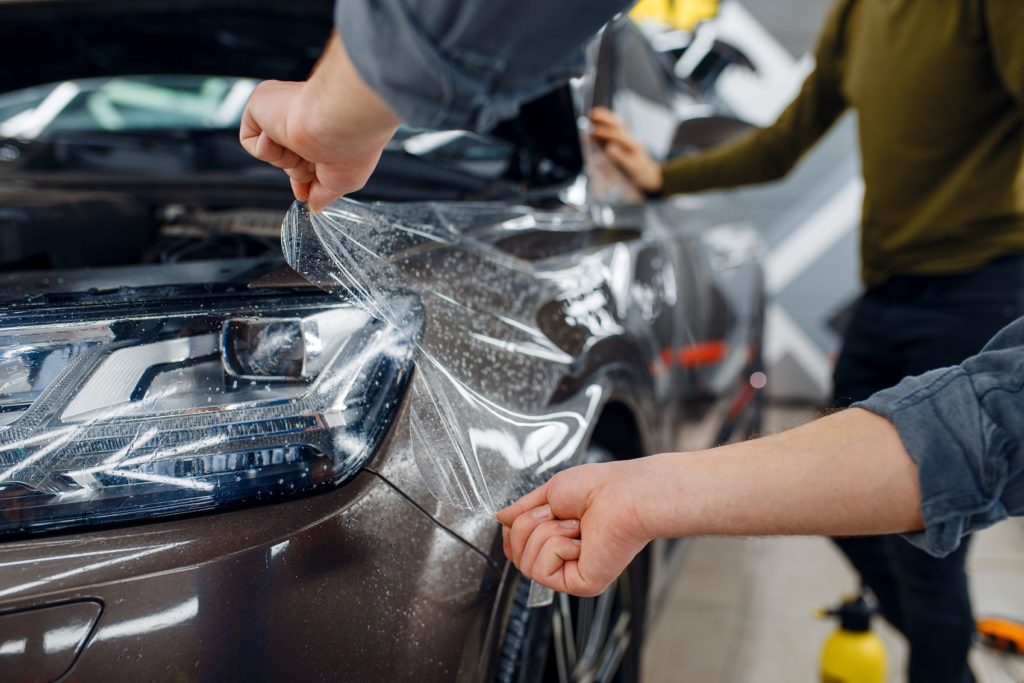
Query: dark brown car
0,3,765,680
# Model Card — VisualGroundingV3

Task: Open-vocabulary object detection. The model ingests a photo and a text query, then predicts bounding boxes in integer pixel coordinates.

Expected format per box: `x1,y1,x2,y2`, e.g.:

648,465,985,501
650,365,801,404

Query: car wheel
495,446,648,683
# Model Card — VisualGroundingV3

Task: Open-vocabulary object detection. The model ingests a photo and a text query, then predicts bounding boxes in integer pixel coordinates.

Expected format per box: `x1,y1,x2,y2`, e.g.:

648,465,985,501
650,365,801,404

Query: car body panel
0,467,501,681
0,600,100,680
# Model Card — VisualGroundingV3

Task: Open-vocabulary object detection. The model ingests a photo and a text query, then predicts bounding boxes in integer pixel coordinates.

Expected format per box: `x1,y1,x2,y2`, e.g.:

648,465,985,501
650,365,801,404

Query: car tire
495,445,649,683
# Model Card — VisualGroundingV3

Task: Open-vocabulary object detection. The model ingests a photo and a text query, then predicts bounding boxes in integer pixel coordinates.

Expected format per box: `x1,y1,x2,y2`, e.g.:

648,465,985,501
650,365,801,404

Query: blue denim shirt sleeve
855,316,1024,557
336,0,631,131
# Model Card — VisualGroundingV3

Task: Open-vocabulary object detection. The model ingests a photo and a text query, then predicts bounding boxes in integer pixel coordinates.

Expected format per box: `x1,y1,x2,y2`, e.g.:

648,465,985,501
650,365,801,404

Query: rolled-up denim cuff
855,367,1009,557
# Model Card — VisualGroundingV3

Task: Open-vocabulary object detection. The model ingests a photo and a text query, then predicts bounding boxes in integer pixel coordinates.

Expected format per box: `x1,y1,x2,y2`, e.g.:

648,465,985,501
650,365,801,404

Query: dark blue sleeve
855,316,1024,557
336,0,632,131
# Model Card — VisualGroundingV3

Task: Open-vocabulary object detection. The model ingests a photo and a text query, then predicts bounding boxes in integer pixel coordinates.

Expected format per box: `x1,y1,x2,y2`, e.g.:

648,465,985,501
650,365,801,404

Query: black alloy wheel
495,447,648,683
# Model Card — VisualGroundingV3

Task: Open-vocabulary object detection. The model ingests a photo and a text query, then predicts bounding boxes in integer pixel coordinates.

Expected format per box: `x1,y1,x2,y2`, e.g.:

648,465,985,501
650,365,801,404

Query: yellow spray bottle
819,594,887,683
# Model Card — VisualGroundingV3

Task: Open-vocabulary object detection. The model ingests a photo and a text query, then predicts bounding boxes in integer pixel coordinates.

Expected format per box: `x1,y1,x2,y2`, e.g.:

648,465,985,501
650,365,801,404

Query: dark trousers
831,254,1024,683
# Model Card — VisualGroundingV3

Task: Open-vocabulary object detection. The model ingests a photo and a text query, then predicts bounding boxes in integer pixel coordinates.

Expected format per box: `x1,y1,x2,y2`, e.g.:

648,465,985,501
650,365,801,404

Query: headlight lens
0,292,417,535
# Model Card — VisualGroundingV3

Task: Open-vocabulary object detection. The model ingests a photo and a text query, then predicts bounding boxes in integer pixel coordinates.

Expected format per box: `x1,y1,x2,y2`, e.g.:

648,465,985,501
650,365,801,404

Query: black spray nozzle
822,593,877,633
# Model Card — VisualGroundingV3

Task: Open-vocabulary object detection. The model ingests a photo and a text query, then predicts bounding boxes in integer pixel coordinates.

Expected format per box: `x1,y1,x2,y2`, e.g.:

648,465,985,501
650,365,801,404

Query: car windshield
0,73,581,203
0,75,258,139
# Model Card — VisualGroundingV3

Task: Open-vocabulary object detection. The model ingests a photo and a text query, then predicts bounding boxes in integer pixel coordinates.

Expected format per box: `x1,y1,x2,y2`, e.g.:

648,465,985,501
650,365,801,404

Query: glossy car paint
0,5,765,681
0,472,501,680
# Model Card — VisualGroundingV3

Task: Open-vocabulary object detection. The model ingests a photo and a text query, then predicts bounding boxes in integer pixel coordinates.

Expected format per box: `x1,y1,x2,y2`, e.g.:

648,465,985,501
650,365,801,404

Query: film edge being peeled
280,199,623,608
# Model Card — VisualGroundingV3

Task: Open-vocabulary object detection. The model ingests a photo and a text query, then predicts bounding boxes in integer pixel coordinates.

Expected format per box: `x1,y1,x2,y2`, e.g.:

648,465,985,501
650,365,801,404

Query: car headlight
0,291,418,535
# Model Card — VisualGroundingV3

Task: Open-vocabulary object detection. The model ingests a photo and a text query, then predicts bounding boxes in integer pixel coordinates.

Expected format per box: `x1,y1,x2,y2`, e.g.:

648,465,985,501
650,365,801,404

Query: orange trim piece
679,340,727,368
978,617,1024,652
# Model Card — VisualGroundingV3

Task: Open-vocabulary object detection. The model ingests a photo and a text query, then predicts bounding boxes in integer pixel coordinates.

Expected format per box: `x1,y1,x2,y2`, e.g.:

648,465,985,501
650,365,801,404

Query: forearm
642,408,924,539
645,317,1024,553
660,128,801,194
659,10,847,196
296,31,399,154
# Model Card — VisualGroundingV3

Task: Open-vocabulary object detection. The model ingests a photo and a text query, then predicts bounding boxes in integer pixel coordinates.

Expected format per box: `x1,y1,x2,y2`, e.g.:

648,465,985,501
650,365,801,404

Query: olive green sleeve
983,0,1024,105
660,0,850,195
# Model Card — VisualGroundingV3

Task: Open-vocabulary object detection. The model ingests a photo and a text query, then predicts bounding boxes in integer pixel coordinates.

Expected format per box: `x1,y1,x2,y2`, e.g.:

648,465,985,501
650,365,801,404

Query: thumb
306,179,344,214
544,467,599,522
497,479,552,526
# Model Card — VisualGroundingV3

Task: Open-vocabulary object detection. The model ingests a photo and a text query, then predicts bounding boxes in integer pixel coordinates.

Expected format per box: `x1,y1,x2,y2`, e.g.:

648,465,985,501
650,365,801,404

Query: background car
0,2,765,680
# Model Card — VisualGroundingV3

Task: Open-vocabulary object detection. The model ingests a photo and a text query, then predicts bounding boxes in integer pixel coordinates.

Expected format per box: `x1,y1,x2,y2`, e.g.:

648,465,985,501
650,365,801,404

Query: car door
583,18,766,443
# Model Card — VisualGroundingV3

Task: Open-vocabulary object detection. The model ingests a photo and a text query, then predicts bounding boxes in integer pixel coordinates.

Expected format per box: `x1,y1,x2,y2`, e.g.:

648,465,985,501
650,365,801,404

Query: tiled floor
642,407,1024,682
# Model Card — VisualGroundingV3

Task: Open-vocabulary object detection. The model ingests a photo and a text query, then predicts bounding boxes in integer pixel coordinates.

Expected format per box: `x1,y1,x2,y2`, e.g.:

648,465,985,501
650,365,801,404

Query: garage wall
682,1,863,403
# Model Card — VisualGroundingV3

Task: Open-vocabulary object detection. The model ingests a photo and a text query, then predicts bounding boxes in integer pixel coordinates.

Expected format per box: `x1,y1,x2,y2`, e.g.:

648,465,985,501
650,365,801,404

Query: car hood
0,0,335,93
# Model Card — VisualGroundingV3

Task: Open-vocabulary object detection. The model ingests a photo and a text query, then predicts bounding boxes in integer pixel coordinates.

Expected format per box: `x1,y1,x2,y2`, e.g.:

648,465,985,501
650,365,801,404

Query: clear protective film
281,199,604,516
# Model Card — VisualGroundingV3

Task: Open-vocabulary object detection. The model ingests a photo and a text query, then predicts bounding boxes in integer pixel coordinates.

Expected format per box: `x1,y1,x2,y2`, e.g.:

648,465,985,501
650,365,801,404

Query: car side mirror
668,115,755,157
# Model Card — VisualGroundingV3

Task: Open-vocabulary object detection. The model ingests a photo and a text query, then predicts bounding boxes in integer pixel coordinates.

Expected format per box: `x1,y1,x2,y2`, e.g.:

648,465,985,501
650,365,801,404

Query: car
0,2,765,680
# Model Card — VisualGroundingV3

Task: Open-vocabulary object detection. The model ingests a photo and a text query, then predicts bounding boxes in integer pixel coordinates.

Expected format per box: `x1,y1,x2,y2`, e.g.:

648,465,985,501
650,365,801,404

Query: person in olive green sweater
593,2,1024,682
